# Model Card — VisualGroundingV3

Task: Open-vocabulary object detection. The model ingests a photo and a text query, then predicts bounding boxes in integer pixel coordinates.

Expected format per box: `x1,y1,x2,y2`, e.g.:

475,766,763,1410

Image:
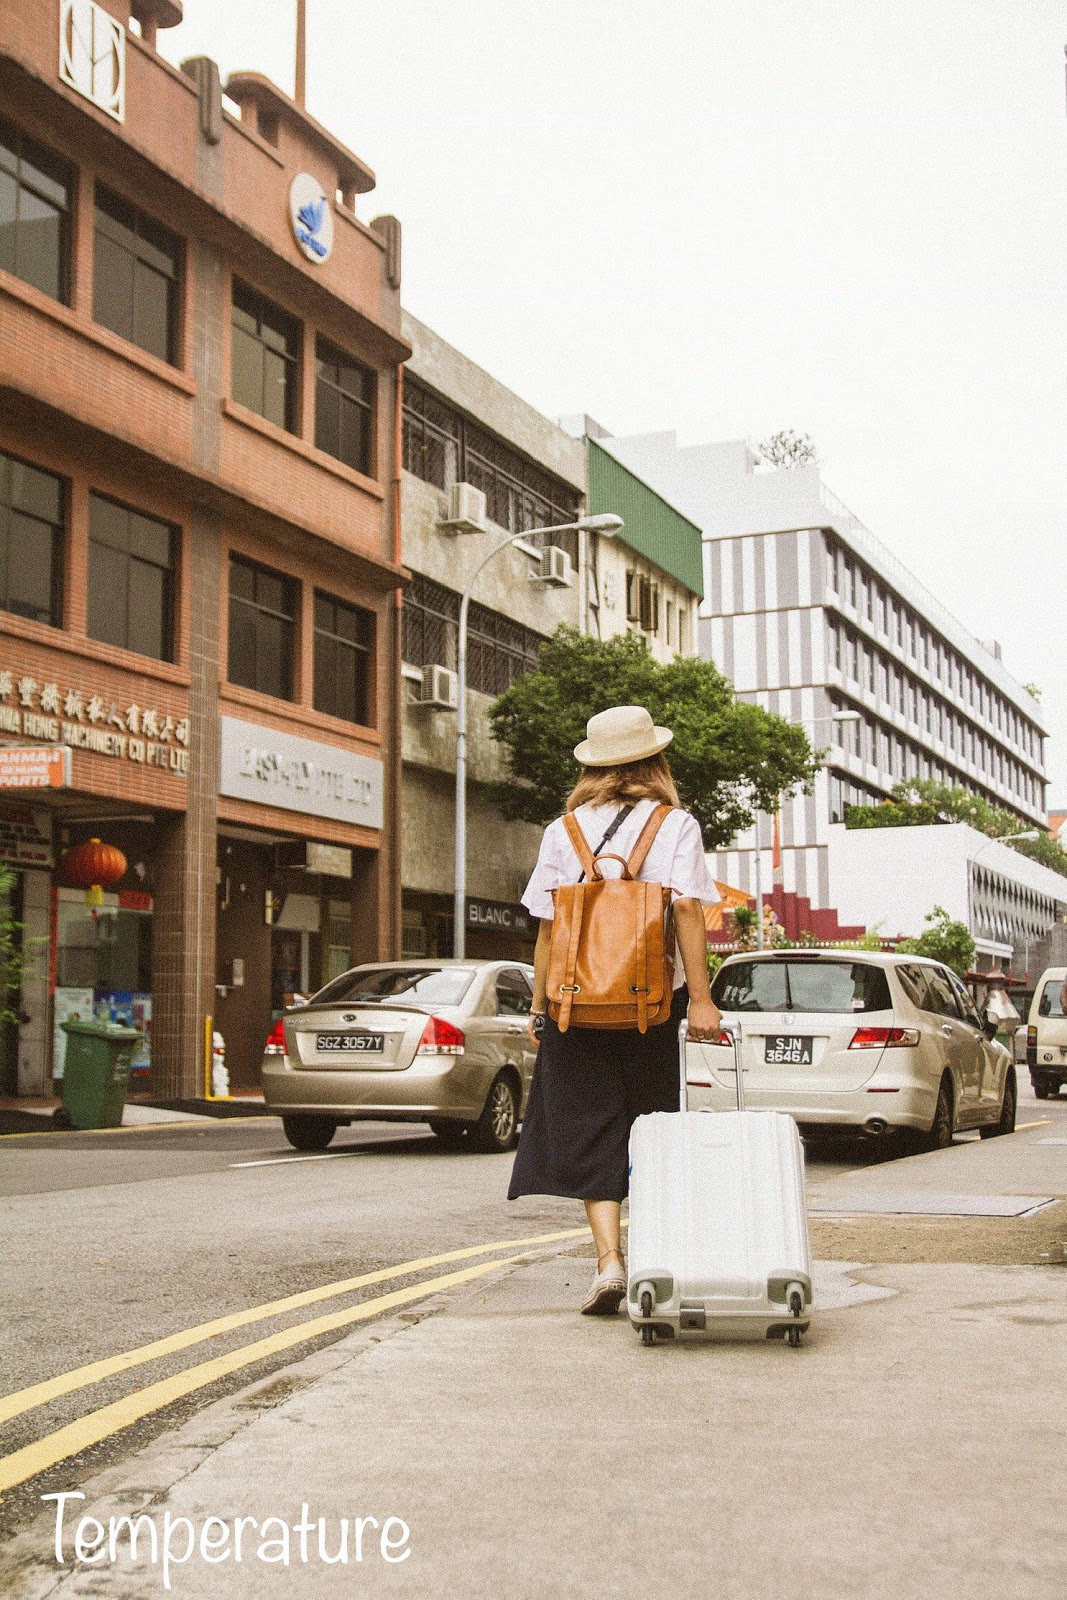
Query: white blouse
522,798,720,923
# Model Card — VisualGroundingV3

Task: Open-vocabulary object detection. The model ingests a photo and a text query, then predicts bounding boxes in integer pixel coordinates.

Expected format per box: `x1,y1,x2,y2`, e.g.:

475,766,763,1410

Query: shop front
0,645,190,1101
215,717,387,1092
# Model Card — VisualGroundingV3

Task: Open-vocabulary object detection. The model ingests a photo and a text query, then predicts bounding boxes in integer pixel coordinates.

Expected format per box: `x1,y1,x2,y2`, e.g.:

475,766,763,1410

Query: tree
486,627,819,845
755,430,818,469
896,905,975,978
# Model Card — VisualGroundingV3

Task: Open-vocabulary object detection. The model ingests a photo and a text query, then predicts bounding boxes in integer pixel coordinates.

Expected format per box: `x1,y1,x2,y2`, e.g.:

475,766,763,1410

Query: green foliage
1023,683,1042,703
756,430,818,469
845,779,1067,881
486,627,819,845
896,905,976,978
0,865,31,1028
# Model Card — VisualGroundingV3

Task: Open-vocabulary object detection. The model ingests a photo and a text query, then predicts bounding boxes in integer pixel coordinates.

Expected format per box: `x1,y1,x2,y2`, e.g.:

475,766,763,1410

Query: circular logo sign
288,174,334,264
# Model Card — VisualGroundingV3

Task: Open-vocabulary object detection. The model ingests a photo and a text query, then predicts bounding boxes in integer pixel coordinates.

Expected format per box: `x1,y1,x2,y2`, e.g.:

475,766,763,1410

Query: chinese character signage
0,668,188,777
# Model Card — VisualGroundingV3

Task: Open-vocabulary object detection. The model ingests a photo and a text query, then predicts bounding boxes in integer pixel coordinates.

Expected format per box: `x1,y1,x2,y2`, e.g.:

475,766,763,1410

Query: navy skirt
507,987,688,1204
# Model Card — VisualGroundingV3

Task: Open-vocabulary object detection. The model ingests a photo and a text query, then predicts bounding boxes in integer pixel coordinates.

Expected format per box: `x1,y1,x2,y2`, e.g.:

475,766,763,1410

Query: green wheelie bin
56,1020,141,1130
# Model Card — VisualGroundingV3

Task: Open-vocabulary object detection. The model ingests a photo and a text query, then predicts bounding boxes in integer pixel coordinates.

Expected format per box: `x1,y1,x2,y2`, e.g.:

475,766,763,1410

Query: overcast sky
162,1,1067,802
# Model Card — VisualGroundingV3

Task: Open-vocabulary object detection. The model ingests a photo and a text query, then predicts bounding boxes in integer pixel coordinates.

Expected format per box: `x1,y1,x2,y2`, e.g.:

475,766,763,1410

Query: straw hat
573,705,673,768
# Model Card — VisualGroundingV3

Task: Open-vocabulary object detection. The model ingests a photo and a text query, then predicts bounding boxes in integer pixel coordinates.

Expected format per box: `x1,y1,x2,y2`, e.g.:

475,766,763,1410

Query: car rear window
711,960,892,1014
311,967,477,1006
1037,979,1066,1018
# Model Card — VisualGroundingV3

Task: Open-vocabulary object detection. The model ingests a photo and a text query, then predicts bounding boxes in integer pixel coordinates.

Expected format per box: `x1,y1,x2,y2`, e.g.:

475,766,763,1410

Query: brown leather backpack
547,804,675,1034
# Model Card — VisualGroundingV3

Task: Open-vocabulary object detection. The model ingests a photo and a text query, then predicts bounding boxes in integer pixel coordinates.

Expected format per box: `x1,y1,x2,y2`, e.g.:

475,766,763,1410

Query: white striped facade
600,436,1049,923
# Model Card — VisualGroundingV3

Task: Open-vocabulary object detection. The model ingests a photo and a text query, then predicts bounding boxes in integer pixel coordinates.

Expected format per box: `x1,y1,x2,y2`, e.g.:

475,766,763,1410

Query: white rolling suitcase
626,1021,813,1347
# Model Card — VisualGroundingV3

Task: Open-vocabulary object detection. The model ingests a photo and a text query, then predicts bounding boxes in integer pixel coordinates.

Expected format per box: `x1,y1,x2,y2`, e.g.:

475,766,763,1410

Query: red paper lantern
60,838,127,907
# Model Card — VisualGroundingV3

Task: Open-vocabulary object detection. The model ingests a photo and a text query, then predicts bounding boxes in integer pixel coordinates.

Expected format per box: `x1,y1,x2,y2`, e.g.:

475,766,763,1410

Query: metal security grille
402,573,544,696
403,379,580,559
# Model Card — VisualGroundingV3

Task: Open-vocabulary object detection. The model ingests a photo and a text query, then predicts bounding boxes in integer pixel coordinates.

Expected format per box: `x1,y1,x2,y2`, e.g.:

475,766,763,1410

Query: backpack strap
556,881,586,1033
624,803,673,880
562,812,596,880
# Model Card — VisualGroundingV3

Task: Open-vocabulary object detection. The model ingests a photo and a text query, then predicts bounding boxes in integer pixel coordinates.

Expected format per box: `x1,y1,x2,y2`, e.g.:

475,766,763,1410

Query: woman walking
508,705,723,1315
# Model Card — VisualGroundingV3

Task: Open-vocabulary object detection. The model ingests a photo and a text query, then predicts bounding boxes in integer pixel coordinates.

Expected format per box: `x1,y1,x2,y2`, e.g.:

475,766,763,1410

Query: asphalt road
1,1077,1064,1540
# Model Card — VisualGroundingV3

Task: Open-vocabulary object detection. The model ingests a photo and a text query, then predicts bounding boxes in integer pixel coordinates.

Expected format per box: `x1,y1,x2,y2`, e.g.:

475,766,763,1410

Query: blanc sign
219,718,383,830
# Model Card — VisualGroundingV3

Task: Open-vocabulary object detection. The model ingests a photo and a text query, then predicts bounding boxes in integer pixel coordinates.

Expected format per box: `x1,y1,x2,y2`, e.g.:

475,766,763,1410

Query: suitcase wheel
788,1285,804,1348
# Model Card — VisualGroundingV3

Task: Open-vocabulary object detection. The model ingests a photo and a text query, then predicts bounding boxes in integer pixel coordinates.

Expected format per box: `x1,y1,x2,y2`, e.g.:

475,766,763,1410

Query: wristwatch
530,1011,546,1039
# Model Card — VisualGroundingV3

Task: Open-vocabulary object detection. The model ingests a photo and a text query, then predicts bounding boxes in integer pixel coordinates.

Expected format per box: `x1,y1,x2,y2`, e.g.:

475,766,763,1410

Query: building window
402,378,581,559
401,572,543,696
626,572,659,633
315,338,375,476
228,554,297,699
0,450,64,626
231,282,299,432
0,119,71,302
93,186,180,363
87,495,175,661
314,591,373,725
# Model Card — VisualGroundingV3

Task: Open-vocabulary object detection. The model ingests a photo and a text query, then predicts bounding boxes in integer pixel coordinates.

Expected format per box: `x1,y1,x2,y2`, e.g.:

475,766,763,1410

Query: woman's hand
687,997,723,1043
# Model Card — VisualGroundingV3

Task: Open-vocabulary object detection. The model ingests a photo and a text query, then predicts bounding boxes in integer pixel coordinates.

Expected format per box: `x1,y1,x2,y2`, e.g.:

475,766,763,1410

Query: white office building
599,435,1050,946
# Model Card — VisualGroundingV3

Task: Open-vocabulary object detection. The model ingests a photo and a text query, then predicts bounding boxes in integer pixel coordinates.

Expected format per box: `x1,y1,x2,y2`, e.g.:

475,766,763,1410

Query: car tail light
1028,1026,1038,1045
264,1018,287,1056
416,1016,465,1056
849,1026,920,1049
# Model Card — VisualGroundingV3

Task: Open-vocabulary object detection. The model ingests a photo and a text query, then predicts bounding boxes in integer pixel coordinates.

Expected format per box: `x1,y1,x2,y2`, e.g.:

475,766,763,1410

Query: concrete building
826,823,1067,971
397,358,706,963
0,0,407,1096
399,314,587,963
600,434,1049,946
562,418,703,663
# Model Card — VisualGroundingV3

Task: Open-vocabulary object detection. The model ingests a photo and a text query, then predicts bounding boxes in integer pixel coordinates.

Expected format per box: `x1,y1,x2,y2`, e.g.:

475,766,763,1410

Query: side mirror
983,1016,999,1041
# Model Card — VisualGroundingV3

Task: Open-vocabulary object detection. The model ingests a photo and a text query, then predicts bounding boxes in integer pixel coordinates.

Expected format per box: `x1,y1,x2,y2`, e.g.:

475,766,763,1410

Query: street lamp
752,708,862,949
452,513,624,959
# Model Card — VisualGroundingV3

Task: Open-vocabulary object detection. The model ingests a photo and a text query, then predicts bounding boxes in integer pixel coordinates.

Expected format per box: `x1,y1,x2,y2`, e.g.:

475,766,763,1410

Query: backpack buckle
629,985,651,995
559,983,582,995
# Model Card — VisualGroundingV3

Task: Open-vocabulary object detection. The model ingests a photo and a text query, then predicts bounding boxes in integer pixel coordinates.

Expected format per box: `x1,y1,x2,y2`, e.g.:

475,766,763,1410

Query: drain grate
809,1192,1058,1219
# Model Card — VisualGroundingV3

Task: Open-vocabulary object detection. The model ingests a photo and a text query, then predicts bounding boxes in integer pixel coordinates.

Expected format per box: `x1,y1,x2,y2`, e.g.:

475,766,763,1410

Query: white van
1026,967,1067,1099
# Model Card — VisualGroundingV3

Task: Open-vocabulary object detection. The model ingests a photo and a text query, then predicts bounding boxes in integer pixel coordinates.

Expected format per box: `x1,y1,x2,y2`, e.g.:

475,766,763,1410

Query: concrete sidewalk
2,1128,1066,1599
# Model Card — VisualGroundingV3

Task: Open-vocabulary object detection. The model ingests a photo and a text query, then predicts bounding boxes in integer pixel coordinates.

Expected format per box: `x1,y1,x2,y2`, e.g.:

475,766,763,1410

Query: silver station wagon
261,959,537,1154
693,950,1016,1148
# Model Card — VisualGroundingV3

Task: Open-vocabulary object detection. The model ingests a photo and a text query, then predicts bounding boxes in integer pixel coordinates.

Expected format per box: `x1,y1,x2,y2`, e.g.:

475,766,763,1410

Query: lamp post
752,708,862,949
452,513,624,959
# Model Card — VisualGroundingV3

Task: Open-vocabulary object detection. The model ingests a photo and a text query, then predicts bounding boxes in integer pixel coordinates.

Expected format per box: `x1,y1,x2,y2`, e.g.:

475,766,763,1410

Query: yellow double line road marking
0,1226,589,1497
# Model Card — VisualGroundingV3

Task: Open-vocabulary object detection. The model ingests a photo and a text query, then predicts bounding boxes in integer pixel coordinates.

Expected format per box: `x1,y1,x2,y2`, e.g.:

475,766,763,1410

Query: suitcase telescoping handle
678,1018,745,1112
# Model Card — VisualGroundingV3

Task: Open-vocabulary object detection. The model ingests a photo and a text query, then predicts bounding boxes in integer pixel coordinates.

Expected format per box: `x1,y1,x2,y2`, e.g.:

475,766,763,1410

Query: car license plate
316,1033,385,1053
764,1035,813,1065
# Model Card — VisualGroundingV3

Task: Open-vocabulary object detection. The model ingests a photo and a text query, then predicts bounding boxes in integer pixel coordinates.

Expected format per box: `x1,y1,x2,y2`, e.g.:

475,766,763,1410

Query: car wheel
470,1073,519,1154
428,1119,469,1149
921,1078,954,1153
1033,1079,1051,1100
52,1107,73,1130
281,1115,337,1152
980,1070,1016,1140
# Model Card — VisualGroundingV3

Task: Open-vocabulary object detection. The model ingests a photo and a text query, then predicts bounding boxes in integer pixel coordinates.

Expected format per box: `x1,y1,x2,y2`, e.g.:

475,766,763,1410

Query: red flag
772,805,783,888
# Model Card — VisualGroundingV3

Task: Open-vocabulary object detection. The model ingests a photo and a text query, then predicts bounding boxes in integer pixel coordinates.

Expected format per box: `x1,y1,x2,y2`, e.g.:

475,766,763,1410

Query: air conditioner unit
536,545,573,588
417,664,458,710
440,482,487,533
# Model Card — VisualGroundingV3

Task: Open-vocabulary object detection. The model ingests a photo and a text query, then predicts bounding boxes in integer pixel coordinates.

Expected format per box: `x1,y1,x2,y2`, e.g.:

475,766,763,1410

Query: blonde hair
566,753,680,812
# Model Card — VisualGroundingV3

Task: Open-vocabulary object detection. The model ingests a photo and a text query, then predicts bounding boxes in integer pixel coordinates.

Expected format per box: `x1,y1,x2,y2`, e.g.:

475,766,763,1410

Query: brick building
0,0,407,1098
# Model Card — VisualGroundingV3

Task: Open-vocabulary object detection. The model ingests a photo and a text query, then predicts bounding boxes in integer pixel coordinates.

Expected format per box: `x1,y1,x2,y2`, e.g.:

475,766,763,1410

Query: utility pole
295,0,306,106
